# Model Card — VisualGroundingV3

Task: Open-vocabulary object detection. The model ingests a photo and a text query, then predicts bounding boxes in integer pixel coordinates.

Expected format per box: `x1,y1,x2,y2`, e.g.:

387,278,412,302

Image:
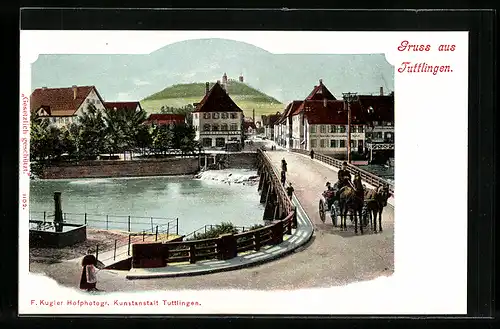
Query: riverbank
29,228,129,264
36,153,258,180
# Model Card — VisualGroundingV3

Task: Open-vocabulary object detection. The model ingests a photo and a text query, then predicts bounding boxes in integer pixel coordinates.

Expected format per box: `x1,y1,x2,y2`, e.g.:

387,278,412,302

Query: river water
28,169,264,235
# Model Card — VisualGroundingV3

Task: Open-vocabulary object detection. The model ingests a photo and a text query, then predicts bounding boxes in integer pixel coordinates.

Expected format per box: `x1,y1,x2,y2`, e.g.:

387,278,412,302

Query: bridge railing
131,211,295,268
290,148,394,196
258,149,295,214
131,149,297,268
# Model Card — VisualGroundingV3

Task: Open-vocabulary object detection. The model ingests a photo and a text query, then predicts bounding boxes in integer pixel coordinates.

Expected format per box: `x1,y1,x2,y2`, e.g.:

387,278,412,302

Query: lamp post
342,92,359,163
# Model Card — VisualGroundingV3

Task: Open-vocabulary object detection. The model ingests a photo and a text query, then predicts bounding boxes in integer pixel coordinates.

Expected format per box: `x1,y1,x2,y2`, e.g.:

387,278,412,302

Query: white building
192,82,244,148
30,85,107,128
274,80,394,159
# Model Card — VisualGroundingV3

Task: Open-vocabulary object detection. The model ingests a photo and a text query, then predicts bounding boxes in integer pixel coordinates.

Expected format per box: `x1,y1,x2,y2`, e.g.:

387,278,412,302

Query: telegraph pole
342,92,359,163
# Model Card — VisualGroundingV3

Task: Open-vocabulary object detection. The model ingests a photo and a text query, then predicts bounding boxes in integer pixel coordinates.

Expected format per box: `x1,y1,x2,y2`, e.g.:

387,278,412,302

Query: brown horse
338,175,365,234
364,185,392,233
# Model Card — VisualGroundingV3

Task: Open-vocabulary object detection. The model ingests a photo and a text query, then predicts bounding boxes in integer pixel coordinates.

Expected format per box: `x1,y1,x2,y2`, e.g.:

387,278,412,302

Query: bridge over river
30,150,395,291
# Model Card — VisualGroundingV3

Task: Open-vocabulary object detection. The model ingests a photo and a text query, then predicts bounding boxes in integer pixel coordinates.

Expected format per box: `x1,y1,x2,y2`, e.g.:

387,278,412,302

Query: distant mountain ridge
32,38,394,103
143,81,281,104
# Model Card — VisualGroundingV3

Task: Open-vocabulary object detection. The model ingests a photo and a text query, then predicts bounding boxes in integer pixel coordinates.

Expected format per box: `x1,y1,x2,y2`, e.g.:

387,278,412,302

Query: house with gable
273,79,394,159
30,85,107,128
192,82,244,148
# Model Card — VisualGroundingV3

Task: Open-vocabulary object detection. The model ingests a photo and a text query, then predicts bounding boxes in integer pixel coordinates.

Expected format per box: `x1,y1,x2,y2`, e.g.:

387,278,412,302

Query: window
358,125,364,133
310,125,316,133
339,126,346,133
202,138,212,147
221,113,228,119
230,123,238,131
203,113,210,119
350,140,356,147
386,121,392,126
213,113,220,119
203,124,211,131
221,124,228,131
373,121,378,126
350,126,357,133
215,138,225,147
329,125,335,133
330,140,337,148
320,139,326,148
320,125,326,133
310,139,317,148
212,124,219,131
230,113,237,119
358,140,364,148
339,140,345,148
86,99,90,104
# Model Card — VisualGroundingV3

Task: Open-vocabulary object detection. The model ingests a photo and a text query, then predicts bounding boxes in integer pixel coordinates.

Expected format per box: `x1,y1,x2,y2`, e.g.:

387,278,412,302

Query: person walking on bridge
281,170,286,187
310,149,315,159
286,182,294,200
281,158,288,172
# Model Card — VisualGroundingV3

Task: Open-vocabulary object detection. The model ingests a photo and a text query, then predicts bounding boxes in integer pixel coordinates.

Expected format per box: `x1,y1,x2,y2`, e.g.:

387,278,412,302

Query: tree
151,125,173,155
77,104,107,159
135,124,153,155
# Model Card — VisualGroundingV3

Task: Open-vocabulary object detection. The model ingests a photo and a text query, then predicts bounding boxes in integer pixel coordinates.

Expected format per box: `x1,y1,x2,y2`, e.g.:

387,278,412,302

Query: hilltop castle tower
239,74,244,83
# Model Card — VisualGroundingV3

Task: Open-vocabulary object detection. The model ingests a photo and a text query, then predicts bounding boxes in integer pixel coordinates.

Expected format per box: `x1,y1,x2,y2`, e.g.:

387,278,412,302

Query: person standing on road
80,254,100,292
286,182,294,199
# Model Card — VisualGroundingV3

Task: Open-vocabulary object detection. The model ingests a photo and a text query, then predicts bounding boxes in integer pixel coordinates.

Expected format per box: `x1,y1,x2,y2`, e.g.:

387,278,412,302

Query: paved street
30,150,394,292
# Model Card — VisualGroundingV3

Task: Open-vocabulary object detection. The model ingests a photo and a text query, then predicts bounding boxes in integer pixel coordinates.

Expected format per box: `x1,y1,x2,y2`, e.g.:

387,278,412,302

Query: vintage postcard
19,30,468,315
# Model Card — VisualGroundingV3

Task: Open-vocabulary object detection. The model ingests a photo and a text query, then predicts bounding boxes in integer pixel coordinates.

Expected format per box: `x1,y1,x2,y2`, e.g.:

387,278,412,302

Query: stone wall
41,158,201,179
29,223,87,248
215,152,257,169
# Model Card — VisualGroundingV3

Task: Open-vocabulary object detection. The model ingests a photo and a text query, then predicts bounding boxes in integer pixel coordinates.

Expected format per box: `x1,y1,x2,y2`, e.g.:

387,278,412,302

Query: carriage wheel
330,203,338,227
318,200,326,223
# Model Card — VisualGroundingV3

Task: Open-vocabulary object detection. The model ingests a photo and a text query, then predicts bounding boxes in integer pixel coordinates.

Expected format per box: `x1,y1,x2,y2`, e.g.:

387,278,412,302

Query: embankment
39,153,258,179
41,157,200,179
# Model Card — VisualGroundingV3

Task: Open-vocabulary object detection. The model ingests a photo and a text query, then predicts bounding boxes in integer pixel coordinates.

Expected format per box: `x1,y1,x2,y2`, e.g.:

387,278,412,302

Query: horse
338,176,365,234
364,185,392,233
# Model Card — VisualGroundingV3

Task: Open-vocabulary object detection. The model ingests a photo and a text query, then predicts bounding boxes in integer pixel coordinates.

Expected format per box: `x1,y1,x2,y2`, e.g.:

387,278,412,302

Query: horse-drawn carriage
319,179,392,234
319,185,370,228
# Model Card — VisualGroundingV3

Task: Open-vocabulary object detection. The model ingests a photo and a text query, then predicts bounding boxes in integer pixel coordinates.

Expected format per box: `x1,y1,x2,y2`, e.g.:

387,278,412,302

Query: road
30,150,394,292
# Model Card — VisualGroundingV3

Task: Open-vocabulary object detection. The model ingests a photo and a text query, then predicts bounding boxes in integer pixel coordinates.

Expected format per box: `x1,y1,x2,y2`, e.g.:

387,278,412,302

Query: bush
187,222,239,241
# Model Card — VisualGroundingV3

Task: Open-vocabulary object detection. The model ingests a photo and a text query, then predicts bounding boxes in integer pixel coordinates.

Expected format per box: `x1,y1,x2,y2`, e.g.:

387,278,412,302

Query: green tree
151,125,173,155
77,104,107,159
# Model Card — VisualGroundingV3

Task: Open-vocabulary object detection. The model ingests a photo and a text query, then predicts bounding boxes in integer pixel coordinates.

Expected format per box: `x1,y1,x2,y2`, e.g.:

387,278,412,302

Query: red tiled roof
303,100,368,124
144,114,186,125
30,86,102,116
358,95,394,122
306,81,336,101
104,102,142,111
193,82,242,113
276,101,303,124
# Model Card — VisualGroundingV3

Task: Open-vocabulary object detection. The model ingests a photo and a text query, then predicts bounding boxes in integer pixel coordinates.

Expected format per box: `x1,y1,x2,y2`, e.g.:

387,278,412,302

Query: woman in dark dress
80,254,99,291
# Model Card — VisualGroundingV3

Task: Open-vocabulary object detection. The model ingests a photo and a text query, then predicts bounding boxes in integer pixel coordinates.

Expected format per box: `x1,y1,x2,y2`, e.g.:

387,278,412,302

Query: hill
141,81,284,118
143,81,281,104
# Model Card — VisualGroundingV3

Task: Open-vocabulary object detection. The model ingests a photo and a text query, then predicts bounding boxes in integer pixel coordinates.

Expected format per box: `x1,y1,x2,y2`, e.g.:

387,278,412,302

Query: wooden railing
131,149,297,268
131,211,295,268
291,148,395,196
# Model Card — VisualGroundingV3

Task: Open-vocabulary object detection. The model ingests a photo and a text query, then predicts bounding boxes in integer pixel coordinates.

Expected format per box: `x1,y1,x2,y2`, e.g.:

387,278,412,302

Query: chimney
380,86,384,96
319,79,323,85
205,82,209,95
72,85,77,100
